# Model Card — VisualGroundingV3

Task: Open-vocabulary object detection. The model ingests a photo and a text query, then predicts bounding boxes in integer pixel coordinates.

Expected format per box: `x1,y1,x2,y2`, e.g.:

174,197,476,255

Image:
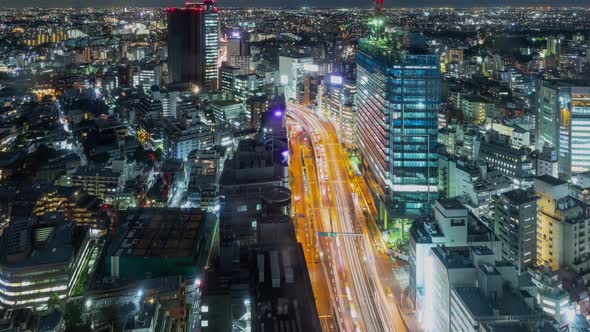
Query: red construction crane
375,0,384,16
404,17,410,49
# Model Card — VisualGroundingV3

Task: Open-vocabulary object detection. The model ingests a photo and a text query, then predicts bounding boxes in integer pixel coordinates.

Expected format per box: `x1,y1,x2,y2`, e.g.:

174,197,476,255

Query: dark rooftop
0,214,85,268
108,208,208,259
438,198,465,210
536,174,567,186
502,189,537,205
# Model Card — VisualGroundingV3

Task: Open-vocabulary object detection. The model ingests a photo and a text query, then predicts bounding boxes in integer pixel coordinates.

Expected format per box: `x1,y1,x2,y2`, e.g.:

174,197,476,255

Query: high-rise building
320,74,356,149
133,63,163,93
117,63,133,88
218,108,290,268
437,158,513,218
535,175,590,276
302,75,320,107
247,96,269,130
226,31,250,75
535,81,590,178
355,26,440,220
105,208,217,281
167,1,219,90
278,55,314,101
493,188,538,274
219,65,241,97
234,74,261,102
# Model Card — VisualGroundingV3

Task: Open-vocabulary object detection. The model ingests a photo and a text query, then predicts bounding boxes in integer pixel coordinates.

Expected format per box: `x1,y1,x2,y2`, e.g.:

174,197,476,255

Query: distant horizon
4,0,590,9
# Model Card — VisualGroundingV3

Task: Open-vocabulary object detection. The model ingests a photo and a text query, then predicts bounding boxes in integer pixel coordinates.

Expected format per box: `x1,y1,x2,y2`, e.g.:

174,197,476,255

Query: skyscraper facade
536,81,590,178
227,31,251,75
167,1,219,90
493,188,538,274
355,35,440,221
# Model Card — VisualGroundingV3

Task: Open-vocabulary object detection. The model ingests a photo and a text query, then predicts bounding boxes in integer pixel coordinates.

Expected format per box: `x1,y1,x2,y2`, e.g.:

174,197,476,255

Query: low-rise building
0,214,91,309
210,100,244,126
105,208,217,282
424,245,550,332
32,186,108,229
479,135,535,189
57,166,121,204
163,119,214,161
410,198,501,312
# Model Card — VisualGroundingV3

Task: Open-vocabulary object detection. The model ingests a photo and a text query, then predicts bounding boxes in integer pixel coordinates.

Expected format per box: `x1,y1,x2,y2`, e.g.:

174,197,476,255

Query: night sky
4,0,590,7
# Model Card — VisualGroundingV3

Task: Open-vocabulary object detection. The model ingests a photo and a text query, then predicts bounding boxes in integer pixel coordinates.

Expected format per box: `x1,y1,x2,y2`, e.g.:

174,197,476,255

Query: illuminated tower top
369,0,385,40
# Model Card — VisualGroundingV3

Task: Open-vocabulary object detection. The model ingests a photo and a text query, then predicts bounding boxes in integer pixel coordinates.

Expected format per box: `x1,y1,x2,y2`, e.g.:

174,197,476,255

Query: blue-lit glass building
355,37,440,222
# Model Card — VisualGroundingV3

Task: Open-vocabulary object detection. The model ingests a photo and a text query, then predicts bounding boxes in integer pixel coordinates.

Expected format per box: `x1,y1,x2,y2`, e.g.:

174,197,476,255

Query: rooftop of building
432,245,473,269
210,99,242,107
480,139,530,158
250,242,321,332
536,174,567,186
410,210,494,244
542,79,590,88
454,286,538,318
107,208,209,259
502,189,537,205
438,197,465,210
40,185,105,210
0,213,86,269
471,245,494,257
71,165,120,178
279,53,313,59
219,139,283,186
0,150,25,168
462,94,491,103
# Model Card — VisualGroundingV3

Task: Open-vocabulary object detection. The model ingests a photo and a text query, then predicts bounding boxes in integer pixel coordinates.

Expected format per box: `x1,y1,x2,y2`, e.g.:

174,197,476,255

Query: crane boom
375,0,384,16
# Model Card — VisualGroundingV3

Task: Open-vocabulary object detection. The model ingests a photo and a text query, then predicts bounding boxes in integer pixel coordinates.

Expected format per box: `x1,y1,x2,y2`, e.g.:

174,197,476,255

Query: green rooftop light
369,18,384,26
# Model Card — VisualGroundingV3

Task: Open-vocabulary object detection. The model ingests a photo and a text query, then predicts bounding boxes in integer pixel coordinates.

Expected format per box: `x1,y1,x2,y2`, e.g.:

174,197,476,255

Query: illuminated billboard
330,75,343,85
303,64,319,72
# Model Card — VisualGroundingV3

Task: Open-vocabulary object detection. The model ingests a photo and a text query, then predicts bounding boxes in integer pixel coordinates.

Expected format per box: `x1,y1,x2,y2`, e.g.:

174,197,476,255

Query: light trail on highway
287,103,407,332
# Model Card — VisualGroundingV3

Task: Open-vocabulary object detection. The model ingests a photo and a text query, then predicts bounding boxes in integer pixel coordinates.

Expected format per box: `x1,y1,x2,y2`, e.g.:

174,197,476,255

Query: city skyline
2,1,590,331
4,0,590,8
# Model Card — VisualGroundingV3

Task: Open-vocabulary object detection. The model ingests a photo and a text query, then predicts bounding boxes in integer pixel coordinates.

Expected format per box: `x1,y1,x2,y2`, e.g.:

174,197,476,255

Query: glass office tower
355,36,440,221
535,81,590,178
558,86,590,177
167,1,219,90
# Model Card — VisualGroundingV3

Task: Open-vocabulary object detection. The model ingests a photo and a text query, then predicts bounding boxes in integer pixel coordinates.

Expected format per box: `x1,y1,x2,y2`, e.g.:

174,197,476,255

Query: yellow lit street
287,103,408,332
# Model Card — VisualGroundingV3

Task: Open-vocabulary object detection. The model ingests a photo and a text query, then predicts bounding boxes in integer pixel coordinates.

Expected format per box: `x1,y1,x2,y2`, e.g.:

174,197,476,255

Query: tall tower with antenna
356,0,441,221
167,0,219,90
369,0,385,39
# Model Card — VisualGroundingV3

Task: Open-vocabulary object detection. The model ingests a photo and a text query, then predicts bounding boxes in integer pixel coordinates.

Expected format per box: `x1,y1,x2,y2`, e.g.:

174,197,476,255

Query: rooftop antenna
371,0,385,39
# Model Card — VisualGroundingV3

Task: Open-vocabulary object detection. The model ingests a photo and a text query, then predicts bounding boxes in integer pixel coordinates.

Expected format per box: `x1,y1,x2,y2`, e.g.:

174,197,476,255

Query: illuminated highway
287,103,407,332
